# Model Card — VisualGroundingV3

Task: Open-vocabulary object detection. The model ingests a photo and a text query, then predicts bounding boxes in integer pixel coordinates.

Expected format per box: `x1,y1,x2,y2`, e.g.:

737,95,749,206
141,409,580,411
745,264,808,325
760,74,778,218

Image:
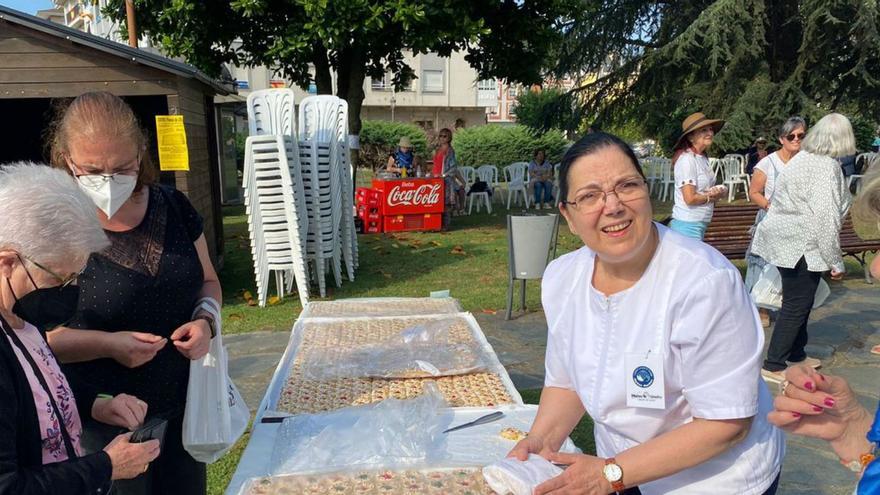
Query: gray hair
0,163,108,266
802,113,857,158
778,116,806,138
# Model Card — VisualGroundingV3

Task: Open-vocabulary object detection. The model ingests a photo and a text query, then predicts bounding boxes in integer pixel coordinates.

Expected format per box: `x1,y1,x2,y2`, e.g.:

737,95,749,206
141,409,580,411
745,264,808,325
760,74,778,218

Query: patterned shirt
751,151,852,273
4,322,84,464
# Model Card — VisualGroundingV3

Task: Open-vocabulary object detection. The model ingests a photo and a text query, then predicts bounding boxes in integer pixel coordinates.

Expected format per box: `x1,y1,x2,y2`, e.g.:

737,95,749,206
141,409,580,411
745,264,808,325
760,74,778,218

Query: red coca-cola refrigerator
371,177,444,232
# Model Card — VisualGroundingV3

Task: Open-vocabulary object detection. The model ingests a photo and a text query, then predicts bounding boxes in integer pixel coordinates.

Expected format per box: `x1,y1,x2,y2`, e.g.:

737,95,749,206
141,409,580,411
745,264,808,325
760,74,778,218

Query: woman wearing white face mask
44,92,222,495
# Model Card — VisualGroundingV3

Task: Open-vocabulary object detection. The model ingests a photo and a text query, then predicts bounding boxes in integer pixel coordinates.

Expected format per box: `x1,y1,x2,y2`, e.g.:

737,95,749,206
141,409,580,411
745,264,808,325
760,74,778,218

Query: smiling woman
509,132,784,495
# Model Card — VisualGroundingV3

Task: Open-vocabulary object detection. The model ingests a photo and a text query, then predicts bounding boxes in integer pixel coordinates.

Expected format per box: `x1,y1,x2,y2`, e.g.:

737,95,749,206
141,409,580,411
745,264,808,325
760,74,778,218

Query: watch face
603,463,623,482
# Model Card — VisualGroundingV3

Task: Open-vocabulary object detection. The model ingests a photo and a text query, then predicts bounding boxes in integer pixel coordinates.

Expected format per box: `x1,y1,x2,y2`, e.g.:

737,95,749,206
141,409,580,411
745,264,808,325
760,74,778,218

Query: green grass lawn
218,198,675,335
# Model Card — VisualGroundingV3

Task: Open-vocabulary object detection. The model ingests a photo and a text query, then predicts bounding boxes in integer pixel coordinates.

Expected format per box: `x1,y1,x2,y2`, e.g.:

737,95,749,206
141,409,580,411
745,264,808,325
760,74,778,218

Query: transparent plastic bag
269,383,448,475
301,319,492,379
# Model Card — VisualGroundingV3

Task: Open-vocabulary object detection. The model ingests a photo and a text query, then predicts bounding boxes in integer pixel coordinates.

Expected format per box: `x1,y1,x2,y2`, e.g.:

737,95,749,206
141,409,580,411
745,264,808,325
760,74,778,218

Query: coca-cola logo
387,183,441,207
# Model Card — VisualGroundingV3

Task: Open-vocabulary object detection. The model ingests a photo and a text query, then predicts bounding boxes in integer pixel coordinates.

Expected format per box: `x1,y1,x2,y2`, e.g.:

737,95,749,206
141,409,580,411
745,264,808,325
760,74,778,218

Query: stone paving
225,276,879,494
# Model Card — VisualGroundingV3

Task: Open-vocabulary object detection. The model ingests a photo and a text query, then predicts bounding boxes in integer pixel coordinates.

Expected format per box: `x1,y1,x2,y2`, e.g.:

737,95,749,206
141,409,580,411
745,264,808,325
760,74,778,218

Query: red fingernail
804,381,814,391
812,405,822,412
792,412,801,417
824,398,836,408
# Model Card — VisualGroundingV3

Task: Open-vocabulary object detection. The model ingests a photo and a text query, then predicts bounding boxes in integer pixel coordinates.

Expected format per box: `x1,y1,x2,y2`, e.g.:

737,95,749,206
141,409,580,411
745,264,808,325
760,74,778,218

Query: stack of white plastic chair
504,162,530,209
244,89,310,308
298,95,357,297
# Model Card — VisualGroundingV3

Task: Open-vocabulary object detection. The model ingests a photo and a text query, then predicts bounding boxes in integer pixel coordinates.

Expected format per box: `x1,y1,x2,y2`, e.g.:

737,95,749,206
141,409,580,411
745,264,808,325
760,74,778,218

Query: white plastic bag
182,303,248,463
483,454,564,495
750,265,833,311
813,278,831,309
751,264,783,310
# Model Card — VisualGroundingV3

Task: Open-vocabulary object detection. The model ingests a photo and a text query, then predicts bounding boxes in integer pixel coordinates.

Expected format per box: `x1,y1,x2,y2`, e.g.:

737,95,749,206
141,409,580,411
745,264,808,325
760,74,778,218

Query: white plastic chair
467,190,492,214
459,166,476,186
504,162,530,209
658,159,675,202
247,89,296,136
476,165,500,200
721,156,749,201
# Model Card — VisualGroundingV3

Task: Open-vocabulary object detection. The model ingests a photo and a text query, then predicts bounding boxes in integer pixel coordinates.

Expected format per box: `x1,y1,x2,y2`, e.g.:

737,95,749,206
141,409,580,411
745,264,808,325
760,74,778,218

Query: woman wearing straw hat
669,112,727,240
386,136,415,177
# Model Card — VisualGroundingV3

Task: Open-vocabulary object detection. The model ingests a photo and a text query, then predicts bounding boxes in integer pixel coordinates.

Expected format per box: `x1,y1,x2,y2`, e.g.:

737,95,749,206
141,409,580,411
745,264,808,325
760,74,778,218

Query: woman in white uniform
509,132,784,494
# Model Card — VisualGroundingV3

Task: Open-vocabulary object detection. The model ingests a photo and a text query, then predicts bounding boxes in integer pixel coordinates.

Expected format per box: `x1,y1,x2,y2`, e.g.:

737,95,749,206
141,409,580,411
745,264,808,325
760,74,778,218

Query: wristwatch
603,458,625,492
194,313,217,339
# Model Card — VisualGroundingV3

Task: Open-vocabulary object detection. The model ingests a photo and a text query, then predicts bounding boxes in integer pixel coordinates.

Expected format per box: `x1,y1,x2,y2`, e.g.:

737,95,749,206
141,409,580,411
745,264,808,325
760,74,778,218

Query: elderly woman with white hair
751,113,855,383
0,163,159,494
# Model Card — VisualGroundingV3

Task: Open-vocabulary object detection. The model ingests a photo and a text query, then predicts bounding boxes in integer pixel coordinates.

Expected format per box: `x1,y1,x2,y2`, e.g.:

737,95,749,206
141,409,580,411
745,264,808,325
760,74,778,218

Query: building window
477,79,497,91
422,70,444,93
508,86,518,99
371,74,390,91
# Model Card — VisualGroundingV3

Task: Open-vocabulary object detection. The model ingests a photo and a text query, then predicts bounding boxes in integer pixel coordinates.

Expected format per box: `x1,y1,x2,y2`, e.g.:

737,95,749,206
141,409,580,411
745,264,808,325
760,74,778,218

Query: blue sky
1,1,55,15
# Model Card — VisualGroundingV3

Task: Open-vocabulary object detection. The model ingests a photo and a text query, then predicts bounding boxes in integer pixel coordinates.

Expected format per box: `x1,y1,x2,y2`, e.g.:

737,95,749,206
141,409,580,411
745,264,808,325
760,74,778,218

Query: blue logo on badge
633,366,654,388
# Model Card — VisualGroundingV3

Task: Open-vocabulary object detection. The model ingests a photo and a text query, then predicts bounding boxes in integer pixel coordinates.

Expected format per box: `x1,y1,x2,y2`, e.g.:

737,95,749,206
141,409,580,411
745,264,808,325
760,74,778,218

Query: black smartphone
130,417,168,447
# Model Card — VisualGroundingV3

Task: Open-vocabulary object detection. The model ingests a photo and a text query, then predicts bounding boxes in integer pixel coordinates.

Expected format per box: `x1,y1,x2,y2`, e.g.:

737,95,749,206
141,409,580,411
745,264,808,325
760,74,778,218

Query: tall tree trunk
336,42,367,192
312,42,333,94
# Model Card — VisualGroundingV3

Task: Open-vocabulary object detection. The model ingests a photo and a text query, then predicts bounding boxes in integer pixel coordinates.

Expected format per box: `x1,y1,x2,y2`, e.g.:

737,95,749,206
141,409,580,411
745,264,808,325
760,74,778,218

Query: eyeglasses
19,254,82,288
563,177,648,213
65,154,141,186
784,132,805,142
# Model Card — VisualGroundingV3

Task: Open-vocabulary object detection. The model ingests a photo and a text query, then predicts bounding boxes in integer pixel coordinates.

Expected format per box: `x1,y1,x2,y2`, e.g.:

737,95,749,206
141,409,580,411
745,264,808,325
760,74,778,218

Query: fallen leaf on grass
242,290,257,306
228,313,244,321
450,246,467,255
267,296,281,306
481,309,498,315
429,241,442,247
391,243,400,248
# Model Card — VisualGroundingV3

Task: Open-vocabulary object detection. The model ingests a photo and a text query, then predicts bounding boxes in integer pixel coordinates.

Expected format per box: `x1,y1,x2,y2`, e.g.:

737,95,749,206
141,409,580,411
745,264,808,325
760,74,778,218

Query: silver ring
779,380,790,396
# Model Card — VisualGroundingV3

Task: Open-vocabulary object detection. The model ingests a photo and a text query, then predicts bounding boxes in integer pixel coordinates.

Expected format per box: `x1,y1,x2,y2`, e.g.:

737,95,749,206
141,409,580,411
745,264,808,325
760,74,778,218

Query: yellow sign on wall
155,115,190,171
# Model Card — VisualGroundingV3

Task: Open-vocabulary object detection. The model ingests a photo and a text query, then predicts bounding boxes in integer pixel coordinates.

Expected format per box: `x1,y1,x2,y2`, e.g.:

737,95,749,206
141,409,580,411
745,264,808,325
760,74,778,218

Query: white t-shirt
673,151,715,223
541,224,784,495
754,152,786,202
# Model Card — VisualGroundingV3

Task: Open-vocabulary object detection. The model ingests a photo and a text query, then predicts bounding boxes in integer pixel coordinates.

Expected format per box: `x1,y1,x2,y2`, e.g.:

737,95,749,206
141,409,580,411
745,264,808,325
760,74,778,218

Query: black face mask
7,261,80,333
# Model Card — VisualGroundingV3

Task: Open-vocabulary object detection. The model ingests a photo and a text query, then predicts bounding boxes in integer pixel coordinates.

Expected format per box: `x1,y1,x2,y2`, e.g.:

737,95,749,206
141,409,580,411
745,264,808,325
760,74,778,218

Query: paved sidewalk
225,277,878,494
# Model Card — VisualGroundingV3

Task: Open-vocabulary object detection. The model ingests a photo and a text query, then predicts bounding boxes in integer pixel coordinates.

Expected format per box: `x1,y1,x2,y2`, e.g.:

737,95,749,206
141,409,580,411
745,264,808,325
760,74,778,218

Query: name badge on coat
625,351,666,409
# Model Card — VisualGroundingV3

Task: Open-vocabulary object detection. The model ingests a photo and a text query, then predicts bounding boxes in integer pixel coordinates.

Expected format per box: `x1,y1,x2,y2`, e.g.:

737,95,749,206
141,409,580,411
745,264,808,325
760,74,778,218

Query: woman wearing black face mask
0,163,160,494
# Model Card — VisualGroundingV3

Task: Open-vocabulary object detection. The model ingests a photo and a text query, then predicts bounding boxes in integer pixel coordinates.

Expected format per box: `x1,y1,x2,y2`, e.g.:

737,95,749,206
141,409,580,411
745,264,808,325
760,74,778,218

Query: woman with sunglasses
745,117,807,327
668,112,727,240
0,163,159,494
43,92,222,495
508,132,783,495
751,113,854,383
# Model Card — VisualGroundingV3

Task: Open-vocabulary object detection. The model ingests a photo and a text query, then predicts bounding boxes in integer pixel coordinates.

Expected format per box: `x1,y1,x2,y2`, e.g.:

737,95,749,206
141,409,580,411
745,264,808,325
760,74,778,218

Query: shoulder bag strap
0,314,78,461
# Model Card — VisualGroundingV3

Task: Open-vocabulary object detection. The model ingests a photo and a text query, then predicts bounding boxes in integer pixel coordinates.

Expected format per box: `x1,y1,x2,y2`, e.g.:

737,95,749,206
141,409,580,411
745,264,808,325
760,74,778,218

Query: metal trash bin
506,213,559,320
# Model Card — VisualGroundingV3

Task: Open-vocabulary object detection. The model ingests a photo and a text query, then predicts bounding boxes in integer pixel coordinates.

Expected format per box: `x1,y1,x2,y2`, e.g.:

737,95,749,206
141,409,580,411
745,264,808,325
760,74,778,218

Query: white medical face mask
75,174,137,219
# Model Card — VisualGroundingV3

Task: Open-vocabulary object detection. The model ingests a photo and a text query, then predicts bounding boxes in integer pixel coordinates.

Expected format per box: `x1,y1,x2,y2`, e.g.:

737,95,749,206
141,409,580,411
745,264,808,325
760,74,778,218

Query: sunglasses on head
784,132,805,141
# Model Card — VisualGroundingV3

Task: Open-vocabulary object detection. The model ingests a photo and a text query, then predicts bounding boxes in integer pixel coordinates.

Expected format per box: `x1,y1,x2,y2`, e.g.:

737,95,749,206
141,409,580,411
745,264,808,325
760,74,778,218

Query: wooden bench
673,204,880,283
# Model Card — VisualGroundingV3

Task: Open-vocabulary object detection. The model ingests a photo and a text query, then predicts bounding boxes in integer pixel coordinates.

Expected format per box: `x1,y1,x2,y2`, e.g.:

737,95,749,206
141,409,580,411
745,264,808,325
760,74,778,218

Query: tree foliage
552,0,880,153
513,87,583,135
454,125,567,167
104,0,576,142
